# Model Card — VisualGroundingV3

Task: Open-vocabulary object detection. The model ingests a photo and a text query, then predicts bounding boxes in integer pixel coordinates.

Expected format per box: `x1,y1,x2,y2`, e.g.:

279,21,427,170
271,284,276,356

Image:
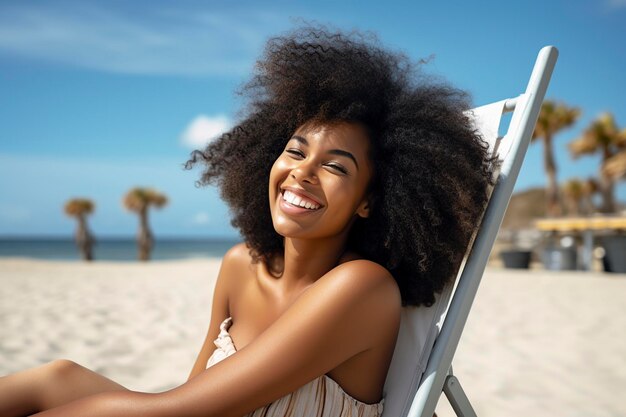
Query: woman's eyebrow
290,135,359,170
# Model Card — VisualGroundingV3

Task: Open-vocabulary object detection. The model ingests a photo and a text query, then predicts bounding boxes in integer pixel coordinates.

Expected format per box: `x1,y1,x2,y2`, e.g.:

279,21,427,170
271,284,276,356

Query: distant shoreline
0,237,241,261
0,236,240,241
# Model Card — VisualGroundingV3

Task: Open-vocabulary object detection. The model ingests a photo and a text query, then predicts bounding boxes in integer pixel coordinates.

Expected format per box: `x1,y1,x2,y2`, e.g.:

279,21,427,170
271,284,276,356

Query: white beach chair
381,46,559,417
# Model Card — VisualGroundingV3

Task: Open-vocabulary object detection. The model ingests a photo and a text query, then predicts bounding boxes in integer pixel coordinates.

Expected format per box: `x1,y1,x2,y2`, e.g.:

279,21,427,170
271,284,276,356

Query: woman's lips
282,189,322,209
278,191,323,215
281,187,323,207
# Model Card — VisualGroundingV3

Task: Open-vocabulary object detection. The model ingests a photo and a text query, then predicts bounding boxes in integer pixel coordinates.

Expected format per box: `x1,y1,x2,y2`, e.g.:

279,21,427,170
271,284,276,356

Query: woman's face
268,120,373,240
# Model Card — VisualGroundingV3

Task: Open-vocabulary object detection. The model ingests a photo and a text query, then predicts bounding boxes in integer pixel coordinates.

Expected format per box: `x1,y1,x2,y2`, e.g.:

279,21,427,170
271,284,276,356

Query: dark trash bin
602,235,626,274
500,250,532,269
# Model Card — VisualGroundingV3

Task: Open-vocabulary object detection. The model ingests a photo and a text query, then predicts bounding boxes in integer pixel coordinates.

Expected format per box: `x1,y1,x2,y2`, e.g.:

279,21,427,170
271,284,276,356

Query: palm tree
64,198,95,261
569,113,626,213
603,151,626,180
581,178,600,215
562,178,584,216
532,100,581,217
561,177,599,216
123,187,168,261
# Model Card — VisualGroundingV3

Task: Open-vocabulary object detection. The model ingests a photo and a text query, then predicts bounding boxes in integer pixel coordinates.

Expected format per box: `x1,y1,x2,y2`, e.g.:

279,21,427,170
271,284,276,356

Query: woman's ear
356,199,370,219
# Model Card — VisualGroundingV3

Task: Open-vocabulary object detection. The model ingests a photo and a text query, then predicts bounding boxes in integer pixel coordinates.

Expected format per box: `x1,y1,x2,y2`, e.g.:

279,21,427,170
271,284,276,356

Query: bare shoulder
214,243,256,310
219,243,256,280
328,259,399,298
211,241,256,313
222,242,254,268
316,259,401,328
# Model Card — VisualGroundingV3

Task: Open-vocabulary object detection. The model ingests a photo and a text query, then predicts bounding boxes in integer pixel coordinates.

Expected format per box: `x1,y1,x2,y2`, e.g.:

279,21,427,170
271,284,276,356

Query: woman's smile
278,189,323,215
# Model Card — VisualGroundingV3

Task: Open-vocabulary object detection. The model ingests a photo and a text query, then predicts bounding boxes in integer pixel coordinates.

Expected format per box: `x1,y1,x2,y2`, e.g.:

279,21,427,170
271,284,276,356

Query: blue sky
1,0,625,238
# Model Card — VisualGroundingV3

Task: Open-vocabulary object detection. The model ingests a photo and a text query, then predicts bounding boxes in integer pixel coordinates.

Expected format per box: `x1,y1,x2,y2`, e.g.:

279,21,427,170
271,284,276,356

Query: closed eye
286,149,305,158
325,163,348,175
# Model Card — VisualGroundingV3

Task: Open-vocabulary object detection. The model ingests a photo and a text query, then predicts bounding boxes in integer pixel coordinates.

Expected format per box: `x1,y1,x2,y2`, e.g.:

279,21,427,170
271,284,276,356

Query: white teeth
281,190,320,210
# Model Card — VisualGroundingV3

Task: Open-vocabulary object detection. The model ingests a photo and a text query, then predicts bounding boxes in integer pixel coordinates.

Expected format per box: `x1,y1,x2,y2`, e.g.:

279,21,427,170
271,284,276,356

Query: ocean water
0,238,241,261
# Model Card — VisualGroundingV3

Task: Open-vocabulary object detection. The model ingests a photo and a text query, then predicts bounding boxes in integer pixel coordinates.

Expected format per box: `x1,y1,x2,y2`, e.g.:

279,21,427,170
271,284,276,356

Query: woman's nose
290,160,318,184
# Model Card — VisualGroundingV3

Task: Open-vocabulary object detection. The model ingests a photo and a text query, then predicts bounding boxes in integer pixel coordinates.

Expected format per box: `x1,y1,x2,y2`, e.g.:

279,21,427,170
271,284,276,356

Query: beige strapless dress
206,317,384,417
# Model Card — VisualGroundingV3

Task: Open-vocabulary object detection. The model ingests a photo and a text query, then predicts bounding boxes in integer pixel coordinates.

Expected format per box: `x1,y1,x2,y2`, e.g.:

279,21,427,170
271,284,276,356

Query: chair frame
405,46,559,417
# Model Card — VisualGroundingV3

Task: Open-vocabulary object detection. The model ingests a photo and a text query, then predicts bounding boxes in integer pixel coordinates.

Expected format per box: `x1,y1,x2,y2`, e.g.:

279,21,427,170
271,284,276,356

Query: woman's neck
272,235,348,293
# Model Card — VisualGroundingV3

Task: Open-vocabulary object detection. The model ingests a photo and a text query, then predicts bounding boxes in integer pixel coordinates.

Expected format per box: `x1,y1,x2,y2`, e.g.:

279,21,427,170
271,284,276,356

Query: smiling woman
0,24,495,417
269,121,373,241
186,26,496,308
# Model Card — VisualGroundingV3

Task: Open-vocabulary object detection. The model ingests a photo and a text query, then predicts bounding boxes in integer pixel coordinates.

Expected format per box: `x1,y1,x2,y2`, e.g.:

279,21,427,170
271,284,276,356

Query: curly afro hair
185,25,496,307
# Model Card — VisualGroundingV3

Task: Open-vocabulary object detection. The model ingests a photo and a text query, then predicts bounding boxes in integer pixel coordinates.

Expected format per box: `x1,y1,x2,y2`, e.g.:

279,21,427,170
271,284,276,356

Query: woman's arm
186,244,243,381
32,260,400,417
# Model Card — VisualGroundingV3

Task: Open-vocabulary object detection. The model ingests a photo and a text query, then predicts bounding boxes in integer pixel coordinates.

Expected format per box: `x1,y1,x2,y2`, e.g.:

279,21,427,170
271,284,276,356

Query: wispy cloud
179,114,232,149
606,0,626,8
0,3,286,76
191,211,211,225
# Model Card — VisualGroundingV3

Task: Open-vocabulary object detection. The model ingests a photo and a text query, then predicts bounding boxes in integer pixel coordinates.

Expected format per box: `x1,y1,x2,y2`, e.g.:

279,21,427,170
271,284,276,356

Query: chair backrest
382,46,558,417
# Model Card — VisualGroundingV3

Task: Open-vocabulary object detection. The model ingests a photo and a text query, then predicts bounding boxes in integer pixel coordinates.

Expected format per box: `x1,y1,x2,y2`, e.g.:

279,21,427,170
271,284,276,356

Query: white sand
1,258,625,416
435,268,626,417
0,258,219,393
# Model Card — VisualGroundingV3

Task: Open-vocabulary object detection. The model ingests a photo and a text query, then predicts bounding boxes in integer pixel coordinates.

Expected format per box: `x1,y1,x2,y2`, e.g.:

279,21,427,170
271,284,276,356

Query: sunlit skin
0,120,402,417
